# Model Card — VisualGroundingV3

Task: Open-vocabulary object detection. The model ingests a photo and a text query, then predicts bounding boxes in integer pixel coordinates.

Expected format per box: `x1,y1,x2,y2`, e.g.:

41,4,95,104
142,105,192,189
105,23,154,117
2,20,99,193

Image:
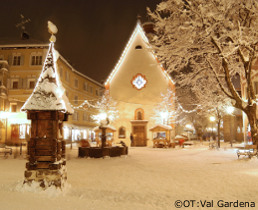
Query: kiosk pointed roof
21,41,73,114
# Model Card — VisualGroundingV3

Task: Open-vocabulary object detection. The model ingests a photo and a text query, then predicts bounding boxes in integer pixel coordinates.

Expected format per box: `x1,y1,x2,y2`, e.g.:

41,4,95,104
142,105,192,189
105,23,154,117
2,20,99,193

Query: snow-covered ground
0,142,257,210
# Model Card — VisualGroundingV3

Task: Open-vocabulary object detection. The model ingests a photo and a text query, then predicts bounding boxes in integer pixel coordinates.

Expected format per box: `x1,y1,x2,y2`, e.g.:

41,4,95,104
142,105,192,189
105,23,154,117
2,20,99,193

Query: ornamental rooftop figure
21,21,73,189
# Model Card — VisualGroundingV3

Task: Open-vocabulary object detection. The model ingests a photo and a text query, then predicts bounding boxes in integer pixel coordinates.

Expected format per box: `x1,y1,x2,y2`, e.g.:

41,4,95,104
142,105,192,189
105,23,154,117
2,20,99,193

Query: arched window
135,45,142,50
119,126,126,138
135,108,144,120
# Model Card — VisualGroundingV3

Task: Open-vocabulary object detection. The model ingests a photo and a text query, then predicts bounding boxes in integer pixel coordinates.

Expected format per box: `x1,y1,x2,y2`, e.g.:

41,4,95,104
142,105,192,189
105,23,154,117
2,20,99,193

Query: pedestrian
130,133,134,146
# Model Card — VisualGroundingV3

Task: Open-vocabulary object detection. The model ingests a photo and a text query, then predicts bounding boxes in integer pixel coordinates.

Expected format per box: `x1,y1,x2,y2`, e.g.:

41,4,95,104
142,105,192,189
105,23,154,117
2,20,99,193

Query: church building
104,21,175,147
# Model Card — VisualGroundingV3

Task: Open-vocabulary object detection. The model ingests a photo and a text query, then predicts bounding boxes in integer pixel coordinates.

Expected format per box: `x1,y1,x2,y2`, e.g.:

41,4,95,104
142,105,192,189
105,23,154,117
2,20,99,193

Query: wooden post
24,110,68,188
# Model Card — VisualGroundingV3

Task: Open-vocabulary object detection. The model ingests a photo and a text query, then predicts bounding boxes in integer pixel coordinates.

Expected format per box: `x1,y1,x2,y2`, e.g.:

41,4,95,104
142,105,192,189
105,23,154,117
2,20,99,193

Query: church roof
104,21,174,87
21,42,73,114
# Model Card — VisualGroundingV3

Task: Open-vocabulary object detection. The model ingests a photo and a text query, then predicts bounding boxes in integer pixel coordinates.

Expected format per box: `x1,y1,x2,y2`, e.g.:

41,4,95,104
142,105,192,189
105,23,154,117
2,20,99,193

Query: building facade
0,40,103,145
105,22,175,147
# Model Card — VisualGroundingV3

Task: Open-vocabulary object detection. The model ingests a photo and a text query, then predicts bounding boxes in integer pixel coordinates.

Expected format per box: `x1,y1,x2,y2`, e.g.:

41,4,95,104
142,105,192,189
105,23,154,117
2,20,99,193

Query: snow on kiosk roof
21,22,73,114
150,124,172,131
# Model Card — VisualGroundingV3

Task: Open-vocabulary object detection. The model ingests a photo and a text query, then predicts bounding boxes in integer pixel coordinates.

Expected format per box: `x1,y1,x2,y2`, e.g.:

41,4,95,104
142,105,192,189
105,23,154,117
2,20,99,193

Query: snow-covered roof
150,124,172,131
175,135,188,140
0,37,48,48
21,42,73,114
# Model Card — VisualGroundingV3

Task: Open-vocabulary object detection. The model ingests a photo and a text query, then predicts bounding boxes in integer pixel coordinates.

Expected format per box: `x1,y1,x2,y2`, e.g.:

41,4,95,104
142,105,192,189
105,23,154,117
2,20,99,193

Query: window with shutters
31,54,42,66
12,54,21,66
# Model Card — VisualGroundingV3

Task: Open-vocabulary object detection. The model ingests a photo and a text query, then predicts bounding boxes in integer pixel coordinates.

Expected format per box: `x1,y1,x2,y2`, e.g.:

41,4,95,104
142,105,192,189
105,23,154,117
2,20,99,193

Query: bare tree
148,0,258,144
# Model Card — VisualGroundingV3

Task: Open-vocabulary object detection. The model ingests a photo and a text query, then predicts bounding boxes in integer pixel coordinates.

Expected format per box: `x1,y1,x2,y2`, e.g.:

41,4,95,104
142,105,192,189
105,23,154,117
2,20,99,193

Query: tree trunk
245,108,258,145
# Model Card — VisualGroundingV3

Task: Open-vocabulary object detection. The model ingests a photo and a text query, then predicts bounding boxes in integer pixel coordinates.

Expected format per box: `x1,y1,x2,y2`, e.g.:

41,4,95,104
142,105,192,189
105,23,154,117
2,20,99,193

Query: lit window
83,130,87,139
19,125,26,139
63,127,70,140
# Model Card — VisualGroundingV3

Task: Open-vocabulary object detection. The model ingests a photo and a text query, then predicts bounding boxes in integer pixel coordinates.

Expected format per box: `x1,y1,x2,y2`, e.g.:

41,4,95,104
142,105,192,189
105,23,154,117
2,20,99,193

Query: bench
236,145,257,159
0,144,12,156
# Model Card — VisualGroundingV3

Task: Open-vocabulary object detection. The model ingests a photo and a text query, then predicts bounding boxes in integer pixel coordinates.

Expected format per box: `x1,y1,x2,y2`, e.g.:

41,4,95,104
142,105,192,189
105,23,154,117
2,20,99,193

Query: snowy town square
0,0,258,210
0,143,257,210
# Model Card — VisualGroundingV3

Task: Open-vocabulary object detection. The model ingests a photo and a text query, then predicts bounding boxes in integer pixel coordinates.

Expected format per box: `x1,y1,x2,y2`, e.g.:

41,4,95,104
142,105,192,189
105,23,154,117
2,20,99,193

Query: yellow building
0,40,103,145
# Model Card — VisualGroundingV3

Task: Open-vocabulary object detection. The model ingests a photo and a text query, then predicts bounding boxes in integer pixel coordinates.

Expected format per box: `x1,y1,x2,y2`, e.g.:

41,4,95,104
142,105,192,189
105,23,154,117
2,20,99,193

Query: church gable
105,22,174,105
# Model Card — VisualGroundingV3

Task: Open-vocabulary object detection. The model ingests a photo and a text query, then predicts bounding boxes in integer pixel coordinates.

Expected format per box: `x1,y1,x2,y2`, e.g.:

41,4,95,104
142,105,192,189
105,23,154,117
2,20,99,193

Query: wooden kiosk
21,30,73,189
150,124,172,148
93,125,116,147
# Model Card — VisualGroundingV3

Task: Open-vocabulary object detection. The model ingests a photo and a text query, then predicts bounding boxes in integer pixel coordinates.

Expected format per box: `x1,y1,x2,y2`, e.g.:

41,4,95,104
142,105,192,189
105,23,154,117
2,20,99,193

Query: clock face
131,73,147,90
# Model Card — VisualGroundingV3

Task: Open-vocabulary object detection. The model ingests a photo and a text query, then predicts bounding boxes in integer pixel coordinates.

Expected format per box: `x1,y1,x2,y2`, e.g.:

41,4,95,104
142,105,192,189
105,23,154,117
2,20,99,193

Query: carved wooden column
24,111,68,188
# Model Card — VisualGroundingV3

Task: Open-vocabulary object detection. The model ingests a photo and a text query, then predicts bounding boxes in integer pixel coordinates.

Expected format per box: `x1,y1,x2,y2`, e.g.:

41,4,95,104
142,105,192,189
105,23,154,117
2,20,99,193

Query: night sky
0,0,161,83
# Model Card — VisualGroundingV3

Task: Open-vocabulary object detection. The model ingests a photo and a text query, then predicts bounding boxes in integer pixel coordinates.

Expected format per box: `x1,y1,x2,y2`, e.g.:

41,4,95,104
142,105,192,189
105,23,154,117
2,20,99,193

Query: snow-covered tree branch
148,0,258,144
